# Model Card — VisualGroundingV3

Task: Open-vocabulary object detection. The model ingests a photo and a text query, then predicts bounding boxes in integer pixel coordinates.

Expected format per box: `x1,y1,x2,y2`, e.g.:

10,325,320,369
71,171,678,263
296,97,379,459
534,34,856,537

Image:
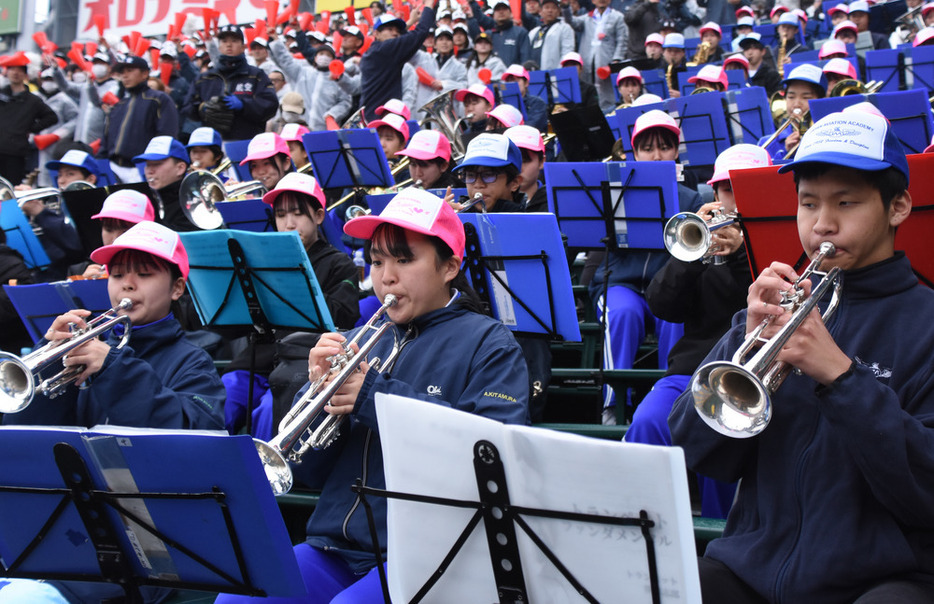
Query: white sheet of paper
376,393,701,604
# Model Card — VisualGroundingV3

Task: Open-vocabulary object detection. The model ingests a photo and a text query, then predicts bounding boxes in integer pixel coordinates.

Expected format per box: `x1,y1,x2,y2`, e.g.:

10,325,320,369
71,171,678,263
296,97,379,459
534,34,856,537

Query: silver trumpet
254,294,401,495
456,192,485,213
0,299,133,414
691,243,842,438
664,210,738,264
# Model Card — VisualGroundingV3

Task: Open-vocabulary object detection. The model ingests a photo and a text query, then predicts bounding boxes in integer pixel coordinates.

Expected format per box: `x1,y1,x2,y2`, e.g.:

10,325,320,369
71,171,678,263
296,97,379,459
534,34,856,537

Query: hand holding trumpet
45,310,111,386
308,333,370,415
697,202,743,258
746,261,851,386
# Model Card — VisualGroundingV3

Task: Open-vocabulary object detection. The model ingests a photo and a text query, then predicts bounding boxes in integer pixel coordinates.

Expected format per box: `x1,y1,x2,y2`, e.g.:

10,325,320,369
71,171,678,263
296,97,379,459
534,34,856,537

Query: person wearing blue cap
758,63,826,161
670,110,934,602
360,1,437,123
185,126,226,172
182,25,279,142
661,33,687,97
450,132,525,212
774,11,806,66
133,135,195,232
100,55,179,185
45,148,101,189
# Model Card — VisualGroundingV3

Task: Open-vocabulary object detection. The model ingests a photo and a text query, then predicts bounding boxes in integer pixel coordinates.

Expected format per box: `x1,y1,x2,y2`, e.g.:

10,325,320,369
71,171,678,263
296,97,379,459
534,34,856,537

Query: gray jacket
565,6,629,111
528,20,576,71
269,39,351,130
53,68,119,144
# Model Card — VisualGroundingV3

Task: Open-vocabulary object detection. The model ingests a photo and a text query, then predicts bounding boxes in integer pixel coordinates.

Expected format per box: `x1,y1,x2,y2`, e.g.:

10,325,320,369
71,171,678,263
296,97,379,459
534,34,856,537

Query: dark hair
520,148,544,164
109,249,183,282
633,128,679,155
273,191,323,217
792,163,907,210
784,80,826,99
364,223,484,313
100,217,134,232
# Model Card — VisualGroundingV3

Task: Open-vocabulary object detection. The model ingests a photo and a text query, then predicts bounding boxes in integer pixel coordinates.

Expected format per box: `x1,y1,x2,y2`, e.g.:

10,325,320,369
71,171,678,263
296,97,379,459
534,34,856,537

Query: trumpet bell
63,180,95,192
691,360,771,438
253,440,293,496
179,171,227,230
664,212,711,262
0,353,35,414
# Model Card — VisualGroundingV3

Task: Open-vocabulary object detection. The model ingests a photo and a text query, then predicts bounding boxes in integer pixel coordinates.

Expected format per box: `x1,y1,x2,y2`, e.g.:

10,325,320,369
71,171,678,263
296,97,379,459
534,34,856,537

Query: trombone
0,299,133,414
691,243,842,438
254,295,400,495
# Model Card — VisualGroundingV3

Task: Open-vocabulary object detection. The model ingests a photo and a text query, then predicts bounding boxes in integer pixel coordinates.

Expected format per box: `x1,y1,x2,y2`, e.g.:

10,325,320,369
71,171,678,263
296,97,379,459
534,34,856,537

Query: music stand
222,139,255,183
488,81,528,121
666,92,733,171
302,128,394,192
723,87,775,145
1,199,50,270
457,213,580,342
216,199,276,233
3,279,112,344
361,394,701,604
549,105,616,162
0,425,306,602
639,68,670,99
61,182,152,255
528,67,582,108
865,49,903,93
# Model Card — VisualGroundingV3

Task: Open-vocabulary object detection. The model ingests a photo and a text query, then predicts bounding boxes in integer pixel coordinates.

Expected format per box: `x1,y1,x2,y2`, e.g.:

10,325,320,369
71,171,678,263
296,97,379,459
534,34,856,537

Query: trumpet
456,192,485,213
691,243,842,438
664,210,737,264
254,295,401,495
0,299,133,414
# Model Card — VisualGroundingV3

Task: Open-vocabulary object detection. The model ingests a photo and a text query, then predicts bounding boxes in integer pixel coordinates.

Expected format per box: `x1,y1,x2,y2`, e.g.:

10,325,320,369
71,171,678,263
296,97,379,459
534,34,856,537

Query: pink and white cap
615,66,643,85
707,144,772,185
833,20,858,37
374,98,412,121
559,51,583,66
644,33,664,46
924,134,934,154
631,110,680,146
819,39,848,58
261,172,326,209
90,221,189,279
632,93,663,107
827,3,849,15
688,64,727,88
368,112,410,143
914,26,934,46
92,189,155,224
502,63,530,81
723,54,750,71
823,58,857,79
924,2,934,16
735,6,755,17
240,132,290,165
770,5,789,17
486,103,524,128
841,101,886,120
699,21,721,36
279,123,310,142
344,187,466,261
396,129,453,162
504,124,546,153
454,83,495,106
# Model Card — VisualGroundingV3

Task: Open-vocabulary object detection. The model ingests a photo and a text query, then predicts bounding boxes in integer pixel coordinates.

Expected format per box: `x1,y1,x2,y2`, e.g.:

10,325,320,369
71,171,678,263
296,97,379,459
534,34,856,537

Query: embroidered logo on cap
384,191,442,231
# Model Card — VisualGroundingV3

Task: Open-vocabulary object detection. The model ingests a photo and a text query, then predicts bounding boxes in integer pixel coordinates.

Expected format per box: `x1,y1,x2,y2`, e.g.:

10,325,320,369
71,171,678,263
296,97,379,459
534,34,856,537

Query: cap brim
454,156,511,170
344,213,439,246
396,148,440,161
90,242,188,278
776,152,895,174
90,210,144,223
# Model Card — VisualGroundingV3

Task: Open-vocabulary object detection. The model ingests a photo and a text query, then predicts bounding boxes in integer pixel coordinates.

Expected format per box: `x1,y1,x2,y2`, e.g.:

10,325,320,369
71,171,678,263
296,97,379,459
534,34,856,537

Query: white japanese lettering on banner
76,0,267,40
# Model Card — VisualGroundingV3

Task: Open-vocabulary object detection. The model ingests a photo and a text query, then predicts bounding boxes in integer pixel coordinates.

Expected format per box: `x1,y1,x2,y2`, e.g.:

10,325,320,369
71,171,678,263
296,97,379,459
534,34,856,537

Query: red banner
77,0,267,39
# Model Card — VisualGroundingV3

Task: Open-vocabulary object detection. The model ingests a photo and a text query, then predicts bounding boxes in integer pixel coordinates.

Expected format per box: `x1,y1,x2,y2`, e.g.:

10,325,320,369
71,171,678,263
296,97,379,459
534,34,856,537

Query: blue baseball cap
46,149,98,174
777,111,909,183
375,14,406,31
133,136,190,164
186,127,223,149
782,63,827,91
454,133,522,172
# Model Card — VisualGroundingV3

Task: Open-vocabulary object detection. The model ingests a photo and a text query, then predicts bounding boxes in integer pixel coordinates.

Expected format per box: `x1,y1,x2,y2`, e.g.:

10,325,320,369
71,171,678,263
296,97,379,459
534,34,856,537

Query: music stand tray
302,129,394,191
3,279,112,344
1,199,50,270
0,425,306,600
374,394,702,604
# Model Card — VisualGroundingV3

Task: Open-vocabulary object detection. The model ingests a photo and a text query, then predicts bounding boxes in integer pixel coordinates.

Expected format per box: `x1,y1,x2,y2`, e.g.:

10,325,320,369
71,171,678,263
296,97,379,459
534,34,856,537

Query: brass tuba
419,89,468,161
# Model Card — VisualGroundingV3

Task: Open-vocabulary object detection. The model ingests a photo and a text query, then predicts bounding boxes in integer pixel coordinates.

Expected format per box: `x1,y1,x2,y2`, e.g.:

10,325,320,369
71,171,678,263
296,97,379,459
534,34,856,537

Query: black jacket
183,56,278,141
624,0,661,59
0,86,57,156
100,82,179,161
749,63,783,97
0,244,33,353
645,246,752,377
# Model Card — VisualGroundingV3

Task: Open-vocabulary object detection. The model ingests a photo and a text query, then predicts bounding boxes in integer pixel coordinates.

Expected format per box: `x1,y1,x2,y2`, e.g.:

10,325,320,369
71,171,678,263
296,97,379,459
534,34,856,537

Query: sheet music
378,394,701,603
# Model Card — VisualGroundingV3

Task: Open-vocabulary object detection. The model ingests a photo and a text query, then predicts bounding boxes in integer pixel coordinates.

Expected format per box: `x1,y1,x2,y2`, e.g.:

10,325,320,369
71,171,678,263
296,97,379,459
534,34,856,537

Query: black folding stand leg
54,443,143,604
473,440,529,604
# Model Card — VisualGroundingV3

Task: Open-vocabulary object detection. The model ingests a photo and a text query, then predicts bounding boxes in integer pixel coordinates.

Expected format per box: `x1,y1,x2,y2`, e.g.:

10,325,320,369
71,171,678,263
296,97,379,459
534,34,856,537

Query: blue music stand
3,279,112,345
0,425,306,600
903,45,934,92
543,161,680,250
613,100,666,157
1,199,50,270
458,213,580,342
223,139,254,182
866,48,903,93
528,67,581,107
675,66,704,97
217,200,275,233
808,89,934,154
666,91,733,169
302,128,394,192
724,86,775,145
178,230,335,333
489,81,528,121
640,68,670,99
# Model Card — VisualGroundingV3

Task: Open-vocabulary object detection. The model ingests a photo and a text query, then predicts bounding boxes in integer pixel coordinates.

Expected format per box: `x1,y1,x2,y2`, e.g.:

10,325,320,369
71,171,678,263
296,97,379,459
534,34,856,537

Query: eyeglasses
462,169,501,184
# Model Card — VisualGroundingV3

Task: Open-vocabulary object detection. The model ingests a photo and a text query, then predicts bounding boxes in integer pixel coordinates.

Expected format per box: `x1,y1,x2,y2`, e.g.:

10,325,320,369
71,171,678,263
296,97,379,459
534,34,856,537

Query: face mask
315,55,331,68
72,72,88,83
41,82,58,94
281,110,303,122
0,75,7,89
92,64,109,79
